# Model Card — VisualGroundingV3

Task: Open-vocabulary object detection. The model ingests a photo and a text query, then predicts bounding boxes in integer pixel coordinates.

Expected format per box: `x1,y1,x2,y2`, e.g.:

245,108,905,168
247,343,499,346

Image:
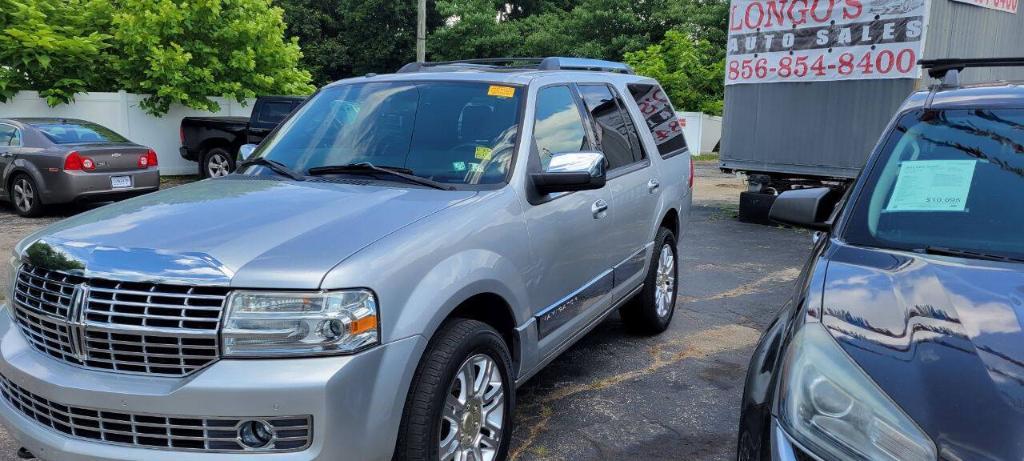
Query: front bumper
0,307,426,461
38,170,160,205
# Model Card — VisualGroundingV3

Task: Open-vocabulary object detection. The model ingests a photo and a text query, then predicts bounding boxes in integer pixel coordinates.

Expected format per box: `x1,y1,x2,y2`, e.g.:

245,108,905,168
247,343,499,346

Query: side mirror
531,152,607,194
238,144,258,161
769,187,839,231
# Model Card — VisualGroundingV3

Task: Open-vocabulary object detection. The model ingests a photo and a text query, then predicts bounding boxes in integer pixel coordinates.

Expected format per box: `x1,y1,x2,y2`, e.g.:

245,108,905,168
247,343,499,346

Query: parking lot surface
0,165,810,460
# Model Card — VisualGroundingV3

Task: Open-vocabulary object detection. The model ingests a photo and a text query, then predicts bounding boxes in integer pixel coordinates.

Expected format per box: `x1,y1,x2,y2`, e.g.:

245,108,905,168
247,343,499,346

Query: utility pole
416,0,426,62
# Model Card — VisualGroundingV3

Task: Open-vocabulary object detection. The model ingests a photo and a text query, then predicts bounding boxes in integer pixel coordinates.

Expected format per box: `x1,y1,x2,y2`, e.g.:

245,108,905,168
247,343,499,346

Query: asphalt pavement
0,165,811,460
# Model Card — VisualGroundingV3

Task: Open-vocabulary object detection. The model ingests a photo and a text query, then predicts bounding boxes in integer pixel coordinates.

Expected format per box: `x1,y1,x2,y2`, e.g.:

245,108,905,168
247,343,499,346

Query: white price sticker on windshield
886,160,977,212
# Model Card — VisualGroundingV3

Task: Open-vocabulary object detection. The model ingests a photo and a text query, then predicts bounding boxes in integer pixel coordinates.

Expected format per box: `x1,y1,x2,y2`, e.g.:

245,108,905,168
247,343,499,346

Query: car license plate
110,176,132,189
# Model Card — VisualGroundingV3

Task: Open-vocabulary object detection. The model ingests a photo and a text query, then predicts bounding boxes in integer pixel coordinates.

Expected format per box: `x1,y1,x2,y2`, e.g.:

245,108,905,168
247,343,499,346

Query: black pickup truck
179,95,305,177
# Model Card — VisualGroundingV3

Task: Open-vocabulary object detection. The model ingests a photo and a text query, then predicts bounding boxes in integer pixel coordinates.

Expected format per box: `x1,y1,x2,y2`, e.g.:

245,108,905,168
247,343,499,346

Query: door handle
592,199,608,219
647,179,660,193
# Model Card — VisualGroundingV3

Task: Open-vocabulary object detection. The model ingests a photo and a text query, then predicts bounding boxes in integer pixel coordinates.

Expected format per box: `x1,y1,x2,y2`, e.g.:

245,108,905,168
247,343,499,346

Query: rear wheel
395,319,513,461
201,147,234,178
9,174,43,217
620,227,678,334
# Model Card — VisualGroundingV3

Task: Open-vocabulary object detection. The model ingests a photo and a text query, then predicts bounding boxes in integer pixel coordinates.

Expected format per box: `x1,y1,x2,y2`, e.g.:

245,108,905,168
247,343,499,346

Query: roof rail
396,57,634,74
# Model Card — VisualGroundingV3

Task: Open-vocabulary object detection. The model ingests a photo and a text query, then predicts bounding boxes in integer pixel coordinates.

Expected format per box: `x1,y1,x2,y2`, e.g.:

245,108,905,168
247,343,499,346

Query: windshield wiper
307,163,454,191
918,246,1024,263
238,157,306,181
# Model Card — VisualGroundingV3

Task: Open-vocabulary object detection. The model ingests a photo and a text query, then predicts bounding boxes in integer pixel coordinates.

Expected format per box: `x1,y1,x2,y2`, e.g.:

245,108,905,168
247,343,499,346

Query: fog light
238,420,274,448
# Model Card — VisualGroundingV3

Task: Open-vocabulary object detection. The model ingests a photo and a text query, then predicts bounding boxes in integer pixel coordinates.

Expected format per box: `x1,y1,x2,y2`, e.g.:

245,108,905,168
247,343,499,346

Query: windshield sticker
469,162,483,173
487,85,516,98
452,161,467,172
885,160,977,212
474,146,493,160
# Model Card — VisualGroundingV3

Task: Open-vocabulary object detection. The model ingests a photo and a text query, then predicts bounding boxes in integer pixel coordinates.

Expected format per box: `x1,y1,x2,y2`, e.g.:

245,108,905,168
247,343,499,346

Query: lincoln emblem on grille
66,283,90,362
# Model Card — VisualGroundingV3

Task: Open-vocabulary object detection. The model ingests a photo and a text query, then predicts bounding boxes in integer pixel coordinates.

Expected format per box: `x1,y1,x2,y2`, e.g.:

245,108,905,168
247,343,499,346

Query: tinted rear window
844,109,1024,258
627,83,687,157
33,122,128,144
257,101,297,124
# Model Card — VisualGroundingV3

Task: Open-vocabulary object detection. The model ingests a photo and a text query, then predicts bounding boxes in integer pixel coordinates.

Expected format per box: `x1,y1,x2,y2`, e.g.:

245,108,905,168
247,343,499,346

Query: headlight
222,289,379,357
779,323,936,461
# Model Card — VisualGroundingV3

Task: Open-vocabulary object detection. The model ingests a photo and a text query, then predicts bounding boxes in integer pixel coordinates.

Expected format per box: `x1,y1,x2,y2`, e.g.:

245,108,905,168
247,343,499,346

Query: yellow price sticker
487,85,516,98
474,146,493,160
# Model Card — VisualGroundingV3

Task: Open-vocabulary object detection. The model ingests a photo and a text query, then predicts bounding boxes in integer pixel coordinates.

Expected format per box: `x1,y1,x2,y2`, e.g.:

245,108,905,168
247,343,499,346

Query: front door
521,84,616,358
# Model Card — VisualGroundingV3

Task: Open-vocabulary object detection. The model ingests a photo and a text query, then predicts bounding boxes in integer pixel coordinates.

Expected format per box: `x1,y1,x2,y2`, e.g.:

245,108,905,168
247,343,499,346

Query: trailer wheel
738,191,776,225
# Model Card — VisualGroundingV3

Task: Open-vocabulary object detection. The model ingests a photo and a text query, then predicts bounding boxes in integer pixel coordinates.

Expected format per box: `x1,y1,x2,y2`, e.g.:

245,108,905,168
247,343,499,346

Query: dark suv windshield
844,109,1024,258
254,81,523,185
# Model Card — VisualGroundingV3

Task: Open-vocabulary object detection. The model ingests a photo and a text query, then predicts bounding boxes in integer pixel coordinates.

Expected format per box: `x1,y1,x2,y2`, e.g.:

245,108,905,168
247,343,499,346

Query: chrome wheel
438,354,505,461
206,153,231,177
654,243,676,318
12,178,34,213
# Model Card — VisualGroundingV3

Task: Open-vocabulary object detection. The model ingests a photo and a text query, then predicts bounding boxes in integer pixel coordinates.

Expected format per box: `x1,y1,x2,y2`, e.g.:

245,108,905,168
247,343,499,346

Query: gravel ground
0,164,811,460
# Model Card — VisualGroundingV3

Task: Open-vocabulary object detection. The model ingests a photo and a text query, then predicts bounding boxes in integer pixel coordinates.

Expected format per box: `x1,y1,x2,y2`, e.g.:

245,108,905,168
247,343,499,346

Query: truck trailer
721,0,1024,222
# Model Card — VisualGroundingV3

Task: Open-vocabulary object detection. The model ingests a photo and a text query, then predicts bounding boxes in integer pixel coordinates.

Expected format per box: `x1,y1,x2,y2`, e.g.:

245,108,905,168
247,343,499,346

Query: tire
620,227,678,335
395,319,514,461
201,147,235,178
9,174,43,217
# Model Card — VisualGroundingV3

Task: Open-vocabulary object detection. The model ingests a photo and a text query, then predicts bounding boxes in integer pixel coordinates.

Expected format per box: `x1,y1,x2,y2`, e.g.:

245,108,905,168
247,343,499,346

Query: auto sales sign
726,0,929,84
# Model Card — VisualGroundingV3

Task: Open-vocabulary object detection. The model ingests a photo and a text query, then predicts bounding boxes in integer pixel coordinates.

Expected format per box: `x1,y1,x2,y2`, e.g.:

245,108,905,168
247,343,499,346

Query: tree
624,29,724,114
111,0,315,115
275,0,445,85
0,0,112,105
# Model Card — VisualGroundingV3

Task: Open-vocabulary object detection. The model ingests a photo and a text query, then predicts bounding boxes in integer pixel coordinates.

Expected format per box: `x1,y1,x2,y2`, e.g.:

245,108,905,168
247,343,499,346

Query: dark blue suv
738,58,1024,461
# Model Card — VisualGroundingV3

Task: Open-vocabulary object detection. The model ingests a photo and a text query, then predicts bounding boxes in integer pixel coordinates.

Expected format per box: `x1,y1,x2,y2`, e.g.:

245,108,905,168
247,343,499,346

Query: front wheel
620,227,678,334
395,319,513,461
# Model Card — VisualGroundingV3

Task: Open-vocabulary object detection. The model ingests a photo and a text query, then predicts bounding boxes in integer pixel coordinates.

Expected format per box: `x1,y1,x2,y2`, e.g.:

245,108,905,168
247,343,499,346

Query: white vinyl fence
0,91,255,175
677,112,723,155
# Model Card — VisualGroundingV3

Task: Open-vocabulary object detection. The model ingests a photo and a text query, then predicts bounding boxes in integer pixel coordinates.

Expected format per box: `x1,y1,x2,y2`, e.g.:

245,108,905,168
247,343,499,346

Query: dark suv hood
19,177,475,288
822,242,1024,460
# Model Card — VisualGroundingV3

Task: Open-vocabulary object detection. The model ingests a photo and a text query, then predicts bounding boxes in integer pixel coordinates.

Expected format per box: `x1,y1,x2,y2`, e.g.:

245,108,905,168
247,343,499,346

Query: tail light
139,149,158,168
688,155,695,189
63,151,95,171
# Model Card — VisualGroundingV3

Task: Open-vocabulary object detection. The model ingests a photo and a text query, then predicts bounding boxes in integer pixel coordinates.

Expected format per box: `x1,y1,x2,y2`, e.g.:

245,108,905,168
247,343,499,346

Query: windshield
843,109,1024,258
253,81,523,185
33,121,129,144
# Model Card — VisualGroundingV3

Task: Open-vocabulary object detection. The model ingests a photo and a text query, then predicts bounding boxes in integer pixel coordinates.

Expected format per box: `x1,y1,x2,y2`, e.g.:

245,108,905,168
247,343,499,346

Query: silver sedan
0,118,160,217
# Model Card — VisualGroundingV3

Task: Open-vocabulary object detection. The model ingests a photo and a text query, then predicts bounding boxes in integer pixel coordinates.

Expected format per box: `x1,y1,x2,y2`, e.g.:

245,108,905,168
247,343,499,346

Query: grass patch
692,153,719,162
160,175,199,188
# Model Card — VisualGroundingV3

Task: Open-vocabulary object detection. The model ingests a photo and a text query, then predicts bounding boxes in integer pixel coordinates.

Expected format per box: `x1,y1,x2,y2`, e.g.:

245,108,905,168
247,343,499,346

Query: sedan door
0,124,21,193
520,85,617,359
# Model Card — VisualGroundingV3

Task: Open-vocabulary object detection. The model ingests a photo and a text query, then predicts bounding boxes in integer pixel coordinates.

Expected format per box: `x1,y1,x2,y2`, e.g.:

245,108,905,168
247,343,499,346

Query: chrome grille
0,376,312,452
11,264,228,376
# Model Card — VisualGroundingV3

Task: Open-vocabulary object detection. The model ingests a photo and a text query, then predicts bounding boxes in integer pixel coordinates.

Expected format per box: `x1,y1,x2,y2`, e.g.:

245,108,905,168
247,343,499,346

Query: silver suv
0,57,692,461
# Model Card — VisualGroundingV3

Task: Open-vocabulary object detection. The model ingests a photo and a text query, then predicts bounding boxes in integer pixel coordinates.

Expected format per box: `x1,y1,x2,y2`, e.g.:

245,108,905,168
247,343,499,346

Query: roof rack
920,57,1024,87
397,57,634,74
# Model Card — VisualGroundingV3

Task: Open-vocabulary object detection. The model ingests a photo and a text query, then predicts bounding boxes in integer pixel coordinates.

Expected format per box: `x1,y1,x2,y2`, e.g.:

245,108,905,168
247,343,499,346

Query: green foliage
0,0,111,105
625,30,724,114
275,0,445,85
0,0,313,115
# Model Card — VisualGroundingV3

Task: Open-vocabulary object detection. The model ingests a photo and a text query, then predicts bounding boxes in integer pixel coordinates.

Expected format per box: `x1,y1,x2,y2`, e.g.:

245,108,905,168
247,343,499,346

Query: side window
579,84,635,170
257,101,296,125
10,128,20,146
613,90,646,162
0,125,15,147
533,86,589,170
627,83,688,157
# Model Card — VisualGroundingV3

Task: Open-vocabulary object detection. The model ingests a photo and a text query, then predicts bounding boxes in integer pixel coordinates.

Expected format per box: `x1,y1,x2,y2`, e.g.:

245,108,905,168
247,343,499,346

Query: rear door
577,84,659,289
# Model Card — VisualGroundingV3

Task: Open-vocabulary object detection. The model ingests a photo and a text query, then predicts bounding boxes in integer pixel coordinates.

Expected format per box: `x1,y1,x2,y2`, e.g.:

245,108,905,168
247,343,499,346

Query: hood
18,177,476,288
821,242,1024,460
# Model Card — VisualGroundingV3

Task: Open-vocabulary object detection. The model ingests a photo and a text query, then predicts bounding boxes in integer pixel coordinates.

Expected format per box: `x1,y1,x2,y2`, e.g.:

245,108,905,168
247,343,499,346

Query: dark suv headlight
778,323,936,461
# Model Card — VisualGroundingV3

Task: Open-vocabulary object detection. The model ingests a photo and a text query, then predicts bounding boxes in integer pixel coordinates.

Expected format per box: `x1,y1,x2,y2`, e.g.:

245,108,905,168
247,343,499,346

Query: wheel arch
660,207,680,237
442,292,521,375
